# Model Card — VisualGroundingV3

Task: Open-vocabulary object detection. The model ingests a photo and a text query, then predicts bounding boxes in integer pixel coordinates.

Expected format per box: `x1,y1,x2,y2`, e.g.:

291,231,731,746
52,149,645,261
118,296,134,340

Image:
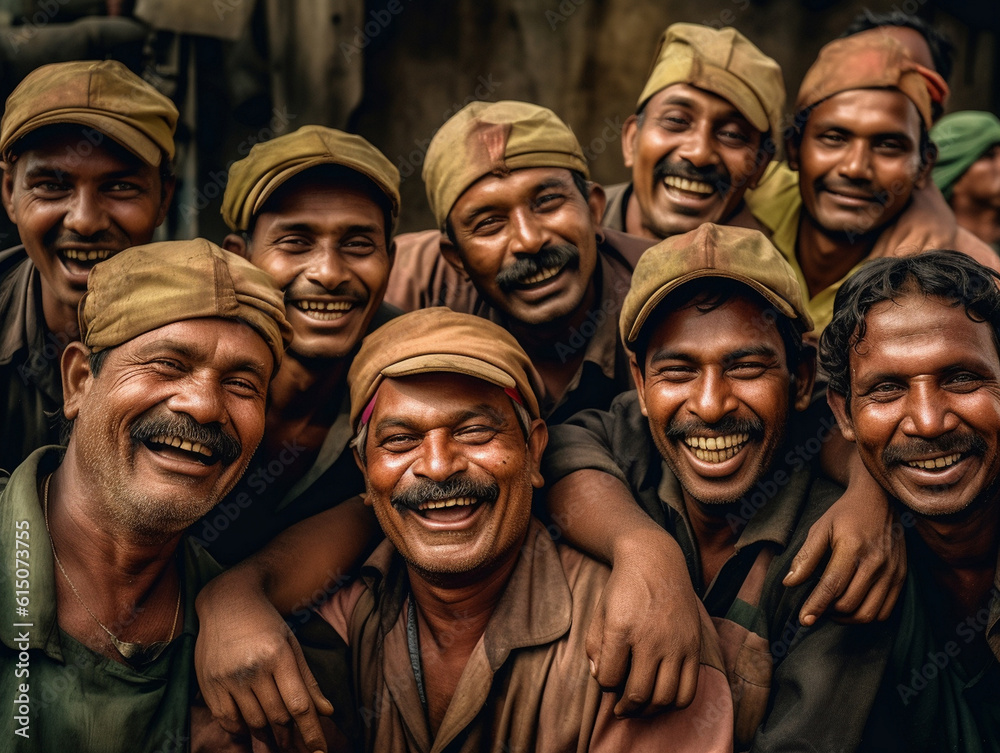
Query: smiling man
0,60,178,472
822,251,1000,751
197,125,400,565
0,238,291,753
602,23,783,242
385,100,653,423
543,223,895,750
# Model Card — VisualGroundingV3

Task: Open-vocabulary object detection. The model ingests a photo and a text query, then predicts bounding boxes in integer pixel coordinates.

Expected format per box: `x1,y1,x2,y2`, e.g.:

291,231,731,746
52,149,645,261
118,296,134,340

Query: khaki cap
620,223,811,349
637,23,785,139
80,239,292,366
0,60,178,166
222,125,401,232
348,308,540,428
796,31,948,129
422,100,589,230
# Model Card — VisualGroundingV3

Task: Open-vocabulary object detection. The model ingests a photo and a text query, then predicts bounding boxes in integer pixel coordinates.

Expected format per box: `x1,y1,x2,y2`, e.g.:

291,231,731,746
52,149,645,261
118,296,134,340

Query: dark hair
820,251,1000,400
248,163,394,246
632,278,806,373
842,11,955,87
444,168,591,246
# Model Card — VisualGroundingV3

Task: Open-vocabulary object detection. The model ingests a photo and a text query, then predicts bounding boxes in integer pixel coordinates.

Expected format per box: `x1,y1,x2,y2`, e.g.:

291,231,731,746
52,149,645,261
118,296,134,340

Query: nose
688,368,739,426
165,376,229,428
674,121,718,169
837,140,874,182
507,206,546,257
63,186,112,238
411,429,469,482
901,381,958,439
306,244,351,291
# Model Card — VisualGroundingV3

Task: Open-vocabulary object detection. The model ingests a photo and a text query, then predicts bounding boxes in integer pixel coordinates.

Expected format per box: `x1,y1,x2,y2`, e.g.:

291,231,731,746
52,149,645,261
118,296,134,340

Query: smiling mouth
293,300,356,321
663,175,715,195
414,496,484,523
904,453,962,470
517,264,564,287
145,433,216,464
683,433,750,463
62,248,113,262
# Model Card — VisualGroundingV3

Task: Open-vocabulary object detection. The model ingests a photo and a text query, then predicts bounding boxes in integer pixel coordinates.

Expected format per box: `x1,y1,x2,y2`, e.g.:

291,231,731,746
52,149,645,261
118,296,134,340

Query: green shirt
0,447,224,752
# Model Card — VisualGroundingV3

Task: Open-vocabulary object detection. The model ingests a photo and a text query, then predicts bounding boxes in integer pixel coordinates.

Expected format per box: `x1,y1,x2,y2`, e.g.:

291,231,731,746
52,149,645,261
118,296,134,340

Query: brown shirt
317,518,734,753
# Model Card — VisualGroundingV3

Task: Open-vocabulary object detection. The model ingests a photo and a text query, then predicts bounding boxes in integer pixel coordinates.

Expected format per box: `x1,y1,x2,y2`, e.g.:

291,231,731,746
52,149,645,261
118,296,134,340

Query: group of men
2,9,1000,753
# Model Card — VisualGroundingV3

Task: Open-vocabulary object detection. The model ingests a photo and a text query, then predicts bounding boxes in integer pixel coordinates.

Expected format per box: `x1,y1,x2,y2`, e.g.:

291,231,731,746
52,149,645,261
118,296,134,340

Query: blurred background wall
0,0,995,241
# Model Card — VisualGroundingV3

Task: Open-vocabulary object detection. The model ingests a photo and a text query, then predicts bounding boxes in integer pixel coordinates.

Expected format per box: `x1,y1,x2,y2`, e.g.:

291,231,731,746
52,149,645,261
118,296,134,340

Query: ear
628,352,649,417
826,389,856,443
621,114,640,169
2,165,17,224
61,341,95,422
786,133,800,172
915,140,937,189
747,144,774,190
792,344,817,412
386,238,397,271
222,233,248,257
155,173,177,228
525,418,549,489
439,231,467,276
353,446,367,475
586,182,606,226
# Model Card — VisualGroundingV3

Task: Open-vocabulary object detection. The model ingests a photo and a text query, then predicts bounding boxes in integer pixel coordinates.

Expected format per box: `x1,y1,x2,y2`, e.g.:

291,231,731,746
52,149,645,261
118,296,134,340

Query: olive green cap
222,125,401,232
931,111,1000,200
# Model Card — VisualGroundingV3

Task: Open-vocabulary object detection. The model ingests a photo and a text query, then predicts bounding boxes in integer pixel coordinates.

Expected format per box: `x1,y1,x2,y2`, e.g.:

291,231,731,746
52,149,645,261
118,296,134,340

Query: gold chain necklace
42,474,181,667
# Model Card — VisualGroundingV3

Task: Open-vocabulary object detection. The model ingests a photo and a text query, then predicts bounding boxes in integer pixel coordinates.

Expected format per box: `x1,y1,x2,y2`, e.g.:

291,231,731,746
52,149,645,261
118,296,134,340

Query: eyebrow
812,123,914,143
649,344,780,363
134,339,270,380
23,165,145,181
460,177,573,224
373,403,510,434
268,220,381,235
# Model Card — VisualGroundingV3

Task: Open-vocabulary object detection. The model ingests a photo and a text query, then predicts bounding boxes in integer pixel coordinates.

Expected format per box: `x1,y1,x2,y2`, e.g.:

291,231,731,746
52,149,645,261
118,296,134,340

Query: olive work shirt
860,528,1000,752
383,227,653,423
0,447,226,753
0,247,65,475
543,391,893,752
314,518,735,753
193,303,399,566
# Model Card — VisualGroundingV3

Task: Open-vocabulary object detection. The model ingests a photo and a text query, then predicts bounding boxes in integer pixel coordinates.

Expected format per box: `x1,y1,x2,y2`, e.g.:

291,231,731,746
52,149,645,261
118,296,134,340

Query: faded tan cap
0,60,178,166
637,23,785,139
348,307,541,429
620,223,811,349
80,239,292,366
422,100,589,230
796,31,948,129
222,125,401,232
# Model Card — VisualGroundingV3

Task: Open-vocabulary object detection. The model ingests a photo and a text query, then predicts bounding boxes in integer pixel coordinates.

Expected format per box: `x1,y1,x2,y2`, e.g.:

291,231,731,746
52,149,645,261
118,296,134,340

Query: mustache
391,475,500,511
494,244,579,293
882,433,988,466
663,415,766,441
654,158,731,195
51,229,128,250
285,280,369,304
131,413,242,465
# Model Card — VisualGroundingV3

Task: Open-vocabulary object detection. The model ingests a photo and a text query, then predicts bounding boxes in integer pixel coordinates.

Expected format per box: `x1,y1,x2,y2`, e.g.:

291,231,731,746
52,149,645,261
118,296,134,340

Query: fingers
797,544,853,626
783,520,831,588
614,655,664,717
876,575,905,622
208,689,250,737
585,602,605,679
593,621,630,692
674,655,700,710
270,641,331,753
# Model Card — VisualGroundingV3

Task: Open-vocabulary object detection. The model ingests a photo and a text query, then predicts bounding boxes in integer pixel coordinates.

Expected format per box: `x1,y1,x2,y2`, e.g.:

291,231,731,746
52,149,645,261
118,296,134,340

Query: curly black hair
820,251,1000,400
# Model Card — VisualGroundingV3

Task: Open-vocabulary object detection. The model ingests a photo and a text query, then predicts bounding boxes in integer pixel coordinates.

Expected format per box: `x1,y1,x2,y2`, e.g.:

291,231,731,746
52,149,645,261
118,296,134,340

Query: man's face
622,84,769,239
951,144,1000,211
62,318,272,535
444,167,601,326
632,293,812,506
1,131,171,319
792,89,926,238
829,294,1000,518
235,179,392,361
360,373,546,579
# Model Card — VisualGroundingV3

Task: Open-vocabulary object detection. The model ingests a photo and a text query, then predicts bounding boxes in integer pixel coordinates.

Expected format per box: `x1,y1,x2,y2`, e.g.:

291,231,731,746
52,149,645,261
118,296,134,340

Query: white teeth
149,433,213,458
682,434,749,462
418,496,477,511
293,300,354,320
663,176,714,195
906,453,961,470
63,249,112,261
520,266,562,285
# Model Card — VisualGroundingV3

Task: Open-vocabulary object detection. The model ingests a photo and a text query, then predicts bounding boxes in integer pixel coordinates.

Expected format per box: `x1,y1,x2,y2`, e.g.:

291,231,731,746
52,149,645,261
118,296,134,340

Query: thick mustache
131,413,242,465
654,159,731,195
883,433,988,466
495,243,579,292
664,415,765,441
391,476,500,511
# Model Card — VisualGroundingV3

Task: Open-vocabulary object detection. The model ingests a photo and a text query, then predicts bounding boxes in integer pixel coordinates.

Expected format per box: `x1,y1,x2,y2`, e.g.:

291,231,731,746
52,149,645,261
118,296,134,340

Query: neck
954,201,1000,247
267,352,349,422
39,285,80,347
624,189,660,241
796,213,877,298
681,490,742,584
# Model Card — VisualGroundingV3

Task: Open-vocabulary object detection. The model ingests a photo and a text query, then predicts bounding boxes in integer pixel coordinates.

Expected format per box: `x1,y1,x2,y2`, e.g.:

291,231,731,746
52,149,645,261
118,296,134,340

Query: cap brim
5,110,162,165
381,353,516,389
627,270,800,343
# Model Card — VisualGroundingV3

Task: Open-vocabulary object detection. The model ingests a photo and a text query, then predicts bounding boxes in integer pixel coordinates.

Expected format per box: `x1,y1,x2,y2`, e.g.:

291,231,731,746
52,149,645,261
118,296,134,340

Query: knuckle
287,696,313,717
